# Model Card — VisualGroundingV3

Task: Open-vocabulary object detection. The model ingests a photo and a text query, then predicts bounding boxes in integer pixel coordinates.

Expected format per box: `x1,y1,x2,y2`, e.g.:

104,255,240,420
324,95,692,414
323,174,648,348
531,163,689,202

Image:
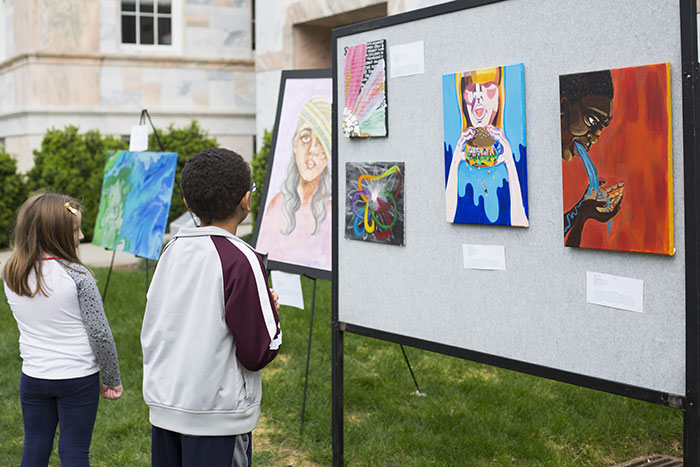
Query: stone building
0,0,256,172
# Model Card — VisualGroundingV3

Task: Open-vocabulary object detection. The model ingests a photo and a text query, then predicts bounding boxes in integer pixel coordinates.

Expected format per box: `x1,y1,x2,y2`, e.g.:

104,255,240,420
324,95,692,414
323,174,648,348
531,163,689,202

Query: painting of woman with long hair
254,74,332,276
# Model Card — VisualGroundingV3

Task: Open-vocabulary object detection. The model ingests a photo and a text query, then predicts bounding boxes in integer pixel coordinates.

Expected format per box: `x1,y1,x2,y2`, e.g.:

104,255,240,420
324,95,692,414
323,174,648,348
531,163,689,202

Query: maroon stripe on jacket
211,236,280,371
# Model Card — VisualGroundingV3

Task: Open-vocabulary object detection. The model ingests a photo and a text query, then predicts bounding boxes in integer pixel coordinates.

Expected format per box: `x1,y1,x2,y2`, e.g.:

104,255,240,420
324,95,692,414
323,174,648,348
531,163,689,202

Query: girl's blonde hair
2,191,88,297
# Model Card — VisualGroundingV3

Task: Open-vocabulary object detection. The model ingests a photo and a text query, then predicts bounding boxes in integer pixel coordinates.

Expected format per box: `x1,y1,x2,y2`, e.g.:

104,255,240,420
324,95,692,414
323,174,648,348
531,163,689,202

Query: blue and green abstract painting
92,150,178,260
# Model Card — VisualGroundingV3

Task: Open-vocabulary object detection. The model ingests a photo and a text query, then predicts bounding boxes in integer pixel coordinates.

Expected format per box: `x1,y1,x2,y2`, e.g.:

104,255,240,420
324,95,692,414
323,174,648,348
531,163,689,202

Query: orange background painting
561,63,673,255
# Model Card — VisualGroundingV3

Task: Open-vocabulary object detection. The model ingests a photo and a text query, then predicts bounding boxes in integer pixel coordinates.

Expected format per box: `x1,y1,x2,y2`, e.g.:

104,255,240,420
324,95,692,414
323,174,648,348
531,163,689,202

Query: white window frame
119,0,182,55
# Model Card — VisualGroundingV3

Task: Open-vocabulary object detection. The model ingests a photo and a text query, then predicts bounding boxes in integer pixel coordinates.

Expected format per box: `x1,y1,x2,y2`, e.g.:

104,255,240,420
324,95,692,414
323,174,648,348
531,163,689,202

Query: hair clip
64,202,79,216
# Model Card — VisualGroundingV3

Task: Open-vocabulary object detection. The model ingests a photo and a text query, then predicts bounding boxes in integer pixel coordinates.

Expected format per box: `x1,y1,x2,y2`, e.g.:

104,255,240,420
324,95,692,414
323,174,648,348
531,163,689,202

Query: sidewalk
0,243,143,269
0,223,253,270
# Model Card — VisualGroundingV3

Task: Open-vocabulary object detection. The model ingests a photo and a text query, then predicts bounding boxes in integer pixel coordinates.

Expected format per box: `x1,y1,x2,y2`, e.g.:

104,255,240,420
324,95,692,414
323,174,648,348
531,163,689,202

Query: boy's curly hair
181,148,251,224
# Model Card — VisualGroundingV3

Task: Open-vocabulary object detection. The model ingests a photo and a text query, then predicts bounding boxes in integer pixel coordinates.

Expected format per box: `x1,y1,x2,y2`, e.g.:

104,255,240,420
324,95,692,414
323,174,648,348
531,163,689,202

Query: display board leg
300,278,317,434
684,404,700,466
332,322,344,467
400,344,423,395
680,1,700,463
101,250,117,301
682,59,700,463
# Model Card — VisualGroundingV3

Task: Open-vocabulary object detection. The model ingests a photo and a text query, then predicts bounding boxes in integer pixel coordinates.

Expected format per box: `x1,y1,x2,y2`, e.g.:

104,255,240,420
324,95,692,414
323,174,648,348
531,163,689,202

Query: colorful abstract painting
345,162,404,245
92,150,177,260
343,39,388,138
560,63,673,255
253,70,332,279
442,63,528,227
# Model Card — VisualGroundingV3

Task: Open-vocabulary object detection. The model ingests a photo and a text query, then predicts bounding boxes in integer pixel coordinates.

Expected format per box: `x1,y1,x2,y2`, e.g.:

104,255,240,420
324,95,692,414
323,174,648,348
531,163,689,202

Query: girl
2,192,123,467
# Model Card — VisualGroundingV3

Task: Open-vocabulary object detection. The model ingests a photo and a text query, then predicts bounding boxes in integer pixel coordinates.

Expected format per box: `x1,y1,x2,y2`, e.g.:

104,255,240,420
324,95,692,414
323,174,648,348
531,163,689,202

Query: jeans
152,426,252,467
19,372,100,467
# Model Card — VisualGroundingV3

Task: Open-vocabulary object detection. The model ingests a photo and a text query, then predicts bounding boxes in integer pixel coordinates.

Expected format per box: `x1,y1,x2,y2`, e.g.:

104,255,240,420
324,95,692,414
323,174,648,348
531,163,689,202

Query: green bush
250,129,272,225
146,121,218,224
0,152,28,248
27,126,126,241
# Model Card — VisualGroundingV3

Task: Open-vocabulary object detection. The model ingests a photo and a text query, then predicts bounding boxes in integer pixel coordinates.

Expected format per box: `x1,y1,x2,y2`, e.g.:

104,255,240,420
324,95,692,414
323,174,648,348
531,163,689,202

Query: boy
141,148,282,467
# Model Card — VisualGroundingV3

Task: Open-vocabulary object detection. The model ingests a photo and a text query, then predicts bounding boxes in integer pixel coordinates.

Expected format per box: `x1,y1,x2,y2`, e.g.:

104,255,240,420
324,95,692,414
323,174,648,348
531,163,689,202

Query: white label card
586,271,643,313
462,244,506,271
129,124,149,151
270,270,305,310
389,41,425,78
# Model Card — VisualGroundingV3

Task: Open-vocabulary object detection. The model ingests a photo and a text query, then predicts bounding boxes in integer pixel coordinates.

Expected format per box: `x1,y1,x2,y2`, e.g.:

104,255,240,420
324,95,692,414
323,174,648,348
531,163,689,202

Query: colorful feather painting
560,63,673,255
345,162,404,245
343,39,388,138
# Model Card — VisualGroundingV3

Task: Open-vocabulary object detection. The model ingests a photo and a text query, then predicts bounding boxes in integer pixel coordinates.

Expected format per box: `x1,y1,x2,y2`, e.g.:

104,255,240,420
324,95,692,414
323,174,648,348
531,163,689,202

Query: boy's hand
101,384,123,400
269,288,281,310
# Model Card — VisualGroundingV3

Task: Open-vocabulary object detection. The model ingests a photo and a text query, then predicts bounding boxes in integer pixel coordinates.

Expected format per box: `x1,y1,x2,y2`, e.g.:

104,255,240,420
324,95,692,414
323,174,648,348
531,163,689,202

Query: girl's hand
269,288,281,310
101,384,123,400
488,126,514,165
457,128,476,151
462,127,476,144
455,128,476,163
486,125,505,140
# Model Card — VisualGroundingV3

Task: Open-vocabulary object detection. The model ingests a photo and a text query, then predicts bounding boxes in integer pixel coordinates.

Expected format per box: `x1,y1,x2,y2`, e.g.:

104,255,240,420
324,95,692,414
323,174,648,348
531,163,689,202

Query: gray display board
335,0,686,396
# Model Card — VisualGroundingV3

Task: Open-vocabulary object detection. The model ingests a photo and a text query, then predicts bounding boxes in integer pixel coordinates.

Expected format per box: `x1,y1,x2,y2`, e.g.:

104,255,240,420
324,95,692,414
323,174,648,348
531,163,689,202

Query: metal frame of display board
330,0,700,465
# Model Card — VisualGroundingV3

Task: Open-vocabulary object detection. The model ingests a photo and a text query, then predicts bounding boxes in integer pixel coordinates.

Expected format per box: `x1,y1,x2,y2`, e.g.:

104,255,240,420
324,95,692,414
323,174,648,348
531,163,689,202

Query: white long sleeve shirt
4,259,121,385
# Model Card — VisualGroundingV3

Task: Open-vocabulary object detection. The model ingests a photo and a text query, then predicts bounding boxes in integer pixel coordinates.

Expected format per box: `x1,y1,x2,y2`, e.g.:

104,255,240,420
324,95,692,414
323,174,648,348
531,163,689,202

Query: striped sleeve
211,236,281,371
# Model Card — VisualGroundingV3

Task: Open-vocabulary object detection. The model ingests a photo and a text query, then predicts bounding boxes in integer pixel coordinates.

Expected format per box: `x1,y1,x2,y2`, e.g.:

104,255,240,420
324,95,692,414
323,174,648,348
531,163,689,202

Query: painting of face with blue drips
442,63,529,227
560,70,624,248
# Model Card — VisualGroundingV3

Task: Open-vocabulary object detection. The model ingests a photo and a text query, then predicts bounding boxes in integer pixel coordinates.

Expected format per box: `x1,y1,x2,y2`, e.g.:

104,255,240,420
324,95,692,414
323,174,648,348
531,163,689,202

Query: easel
100,244,153,303
298,274,422,434
101,109,192,302
299,275,317,434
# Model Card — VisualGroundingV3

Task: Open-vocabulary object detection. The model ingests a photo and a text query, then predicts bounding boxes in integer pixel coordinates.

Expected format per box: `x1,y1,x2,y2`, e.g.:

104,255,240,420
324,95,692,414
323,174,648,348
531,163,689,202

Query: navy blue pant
19,372,100,467
152,426,252,467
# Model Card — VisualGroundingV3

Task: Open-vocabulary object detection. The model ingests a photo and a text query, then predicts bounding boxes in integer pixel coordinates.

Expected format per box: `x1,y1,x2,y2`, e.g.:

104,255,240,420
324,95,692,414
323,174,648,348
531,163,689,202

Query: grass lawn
0,267,683,466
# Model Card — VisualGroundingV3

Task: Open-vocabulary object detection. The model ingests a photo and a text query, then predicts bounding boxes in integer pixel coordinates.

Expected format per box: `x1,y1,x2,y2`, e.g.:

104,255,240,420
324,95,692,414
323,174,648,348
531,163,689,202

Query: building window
121,0,172,46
